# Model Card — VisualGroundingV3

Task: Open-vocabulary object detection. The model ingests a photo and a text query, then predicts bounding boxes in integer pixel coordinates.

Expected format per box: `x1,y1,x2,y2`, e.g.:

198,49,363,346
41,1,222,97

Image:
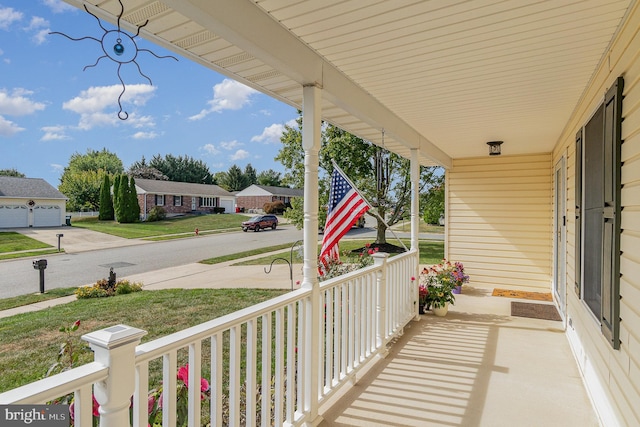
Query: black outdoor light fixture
487,140,503,156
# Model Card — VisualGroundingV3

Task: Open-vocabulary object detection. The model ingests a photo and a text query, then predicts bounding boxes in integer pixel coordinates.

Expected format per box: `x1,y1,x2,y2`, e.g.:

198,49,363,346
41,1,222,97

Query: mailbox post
32,259,47,293
56,233,63,252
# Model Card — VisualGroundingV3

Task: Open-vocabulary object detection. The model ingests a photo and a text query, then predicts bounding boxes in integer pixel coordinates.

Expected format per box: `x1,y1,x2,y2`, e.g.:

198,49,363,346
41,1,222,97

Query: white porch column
301,84,322,425
83,325,147,427
410,149,421,319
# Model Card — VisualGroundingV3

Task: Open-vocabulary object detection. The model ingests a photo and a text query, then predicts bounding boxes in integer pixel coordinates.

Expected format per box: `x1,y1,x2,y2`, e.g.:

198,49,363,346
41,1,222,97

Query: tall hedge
115,175,129,223
112,174,121,215
98,174,114,220
128,177,140,222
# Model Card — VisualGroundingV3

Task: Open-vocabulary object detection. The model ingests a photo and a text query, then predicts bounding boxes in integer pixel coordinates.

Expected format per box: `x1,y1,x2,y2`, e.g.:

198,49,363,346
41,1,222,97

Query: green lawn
0,288,287,393
71,214,254,238
0,232,52,252
391,221,444,233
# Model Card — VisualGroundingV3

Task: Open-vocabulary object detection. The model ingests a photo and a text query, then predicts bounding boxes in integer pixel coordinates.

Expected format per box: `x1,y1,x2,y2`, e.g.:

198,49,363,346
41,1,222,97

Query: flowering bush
320,243,378,280
419,259,469,309
147,363,211,427
75,278,143,299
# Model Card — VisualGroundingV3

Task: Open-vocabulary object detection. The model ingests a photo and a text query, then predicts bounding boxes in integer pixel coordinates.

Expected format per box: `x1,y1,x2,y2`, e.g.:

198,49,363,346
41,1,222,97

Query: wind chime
49,0,178,120
375,129,390,206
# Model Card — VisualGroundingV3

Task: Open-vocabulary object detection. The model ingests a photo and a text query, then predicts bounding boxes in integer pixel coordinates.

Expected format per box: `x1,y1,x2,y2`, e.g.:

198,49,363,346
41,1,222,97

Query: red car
241,215,278,232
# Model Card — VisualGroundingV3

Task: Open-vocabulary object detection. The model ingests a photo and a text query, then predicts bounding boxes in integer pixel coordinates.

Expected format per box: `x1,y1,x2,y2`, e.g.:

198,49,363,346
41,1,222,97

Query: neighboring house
134,179,235,219
235,184,303,211
0,176,67,228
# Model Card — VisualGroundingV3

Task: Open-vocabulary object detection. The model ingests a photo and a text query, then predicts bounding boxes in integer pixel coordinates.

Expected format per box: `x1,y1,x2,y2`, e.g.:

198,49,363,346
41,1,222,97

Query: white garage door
34,205,61,227
0,205,28,228
220,199,234,213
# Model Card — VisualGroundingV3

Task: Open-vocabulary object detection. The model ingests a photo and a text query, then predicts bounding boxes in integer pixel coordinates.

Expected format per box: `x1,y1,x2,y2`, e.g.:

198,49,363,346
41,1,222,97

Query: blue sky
0,0,298,187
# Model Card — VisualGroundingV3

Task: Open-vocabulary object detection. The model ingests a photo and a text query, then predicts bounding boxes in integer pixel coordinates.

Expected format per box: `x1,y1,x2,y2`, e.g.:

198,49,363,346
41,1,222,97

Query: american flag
319,167,369,270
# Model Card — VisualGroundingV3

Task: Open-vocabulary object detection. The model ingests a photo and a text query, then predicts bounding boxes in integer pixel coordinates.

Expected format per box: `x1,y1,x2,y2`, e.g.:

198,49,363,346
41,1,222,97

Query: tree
98,175,114,220
277,112,441,245
0,168,25,177
256,169,282,186
244,164,258,186
115,175,128,223
128,177,141,222
148,154,213,184
59,148,123,211
128,157,169,180
216,164,249,191
112,174,121,212
422,175,445,224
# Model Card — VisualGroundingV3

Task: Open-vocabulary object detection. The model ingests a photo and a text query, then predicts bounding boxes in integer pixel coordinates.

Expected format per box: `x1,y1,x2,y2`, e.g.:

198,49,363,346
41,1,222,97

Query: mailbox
33,259,48,270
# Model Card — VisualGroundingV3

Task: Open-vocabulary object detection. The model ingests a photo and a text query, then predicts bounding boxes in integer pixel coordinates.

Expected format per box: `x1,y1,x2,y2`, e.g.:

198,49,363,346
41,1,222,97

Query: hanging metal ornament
50,0,178,120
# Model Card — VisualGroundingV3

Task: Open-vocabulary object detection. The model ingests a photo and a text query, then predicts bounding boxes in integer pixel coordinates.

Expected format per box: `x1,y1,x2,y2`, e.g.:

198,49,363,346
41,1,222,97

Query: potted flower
418,259,469,316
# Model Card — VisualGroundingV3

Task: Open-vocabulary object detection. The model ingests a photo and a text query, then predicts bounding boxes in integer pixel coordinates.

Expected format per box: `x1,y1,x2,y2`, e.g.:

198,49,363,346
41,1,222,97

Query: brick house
134,179,235,219
235,184,303,212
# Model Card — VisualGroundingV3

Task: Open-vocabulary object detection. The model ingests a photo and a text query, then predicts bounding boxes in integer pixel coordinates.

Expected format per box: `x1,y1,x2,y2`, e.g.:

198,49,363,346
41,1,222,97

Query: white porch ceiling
64,0,635,168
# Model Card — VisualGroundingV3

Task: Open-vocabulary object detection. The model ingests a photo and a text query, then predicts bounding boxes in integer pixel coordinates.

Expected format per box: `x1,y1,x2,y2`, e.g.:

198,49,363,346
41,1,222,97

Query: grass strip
0,232,52,252
0,288,77,311
199,242,296,265
0,248,62,261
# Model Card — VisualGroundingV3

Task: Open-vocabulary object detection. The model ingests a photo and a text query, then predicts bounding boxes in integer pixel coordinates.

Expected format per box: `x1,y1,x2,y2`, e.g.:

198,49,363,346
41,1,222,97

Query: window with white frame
200,197,217,207
174,195,182,206
155,194,164,206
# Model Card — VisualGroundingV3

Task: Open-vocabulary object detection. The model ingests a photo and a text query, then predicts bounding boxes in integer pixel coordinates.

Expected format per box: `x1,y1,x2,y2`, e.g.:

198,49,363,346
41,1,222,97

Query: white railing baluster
246,318,257,426
211,332,222,427
229,325,241,427
261,313,272,426
297,299,304,417
188,341,202,427
324,289,333,394
285,302,295,423
275,307,284,426
162,351,177,427
133,362,149,427
74,384,93,427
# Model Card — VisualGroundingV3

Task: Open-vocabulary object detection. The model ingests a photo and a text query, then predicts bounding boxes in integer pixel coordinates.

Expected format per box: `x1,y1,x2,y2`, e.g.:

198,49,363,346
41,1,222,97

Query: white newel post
82,325,147,427
301,84,322,425
410,149,421,319
373,252,389,357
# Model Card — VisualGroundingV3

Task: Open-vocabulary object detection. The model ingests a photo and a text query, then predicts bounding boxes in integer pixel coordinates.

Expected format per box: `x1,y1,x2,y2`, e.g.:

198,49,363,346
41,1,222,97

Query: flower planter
452,285,462,294
432,302,449,317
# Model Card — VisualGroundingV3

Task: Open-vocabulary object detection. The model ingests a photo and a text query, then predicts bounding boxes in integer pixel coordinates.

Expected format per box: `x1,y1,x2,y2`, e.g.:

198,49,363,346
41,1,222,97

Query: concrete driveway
11,226,149,253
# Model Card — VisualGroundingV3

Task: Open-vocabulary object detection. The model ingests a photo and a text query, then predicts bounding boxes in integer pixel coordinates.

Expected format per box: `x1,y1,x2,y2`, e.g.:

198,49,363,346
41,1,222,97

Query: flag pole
331,160,408,252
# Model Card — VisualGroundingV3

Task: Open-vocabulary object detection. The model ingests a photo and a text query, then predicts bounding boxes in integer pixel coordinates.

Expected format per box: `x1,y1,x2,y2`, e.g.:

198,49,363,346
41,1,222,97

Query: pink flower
177,364,210,394
73,320,81,328
69,402,74,421
148,395,156,414
411,276,416,281
92,395,100,417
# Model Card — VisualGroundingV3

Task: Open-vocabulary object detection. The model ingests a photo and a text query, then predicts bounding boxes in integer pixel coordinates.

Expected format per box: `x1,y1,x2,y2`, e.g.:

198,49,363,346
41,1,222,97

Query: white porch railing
0,250,418,426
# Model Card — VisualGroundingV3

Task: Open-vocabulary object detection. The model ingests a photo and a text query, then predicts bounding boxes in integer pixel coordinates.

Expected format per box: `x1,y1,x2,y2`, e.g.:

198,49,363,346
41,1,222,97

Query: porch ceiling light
487,141,503,156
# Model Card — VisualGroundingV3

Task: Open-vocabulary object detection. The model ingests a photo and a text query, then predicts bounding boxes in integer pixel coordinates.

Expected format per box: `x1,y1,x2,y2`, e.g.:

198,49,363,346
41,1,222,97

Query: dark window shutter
575,129,582,297
601,76,623,349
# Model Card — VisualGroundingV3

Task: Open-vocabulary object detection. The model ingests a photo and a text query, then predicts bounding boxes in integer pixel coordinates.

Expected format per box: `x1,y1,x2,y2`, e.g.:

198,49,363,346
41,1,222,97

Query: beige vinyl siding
557,3,640,425
447,154,552,290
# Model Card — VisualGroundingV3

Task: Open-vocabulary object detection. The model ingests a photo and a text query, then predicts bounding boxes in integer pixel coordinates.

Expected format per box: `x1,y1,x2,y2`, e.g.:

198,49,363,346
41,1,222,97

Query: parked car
242,214,278,232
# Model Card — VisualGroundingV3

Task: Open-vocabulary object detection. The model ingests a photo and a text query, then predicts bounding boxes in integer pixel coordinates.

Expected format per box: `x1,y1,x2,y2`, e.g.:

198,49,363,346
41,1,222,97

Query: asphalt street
0,226,303,299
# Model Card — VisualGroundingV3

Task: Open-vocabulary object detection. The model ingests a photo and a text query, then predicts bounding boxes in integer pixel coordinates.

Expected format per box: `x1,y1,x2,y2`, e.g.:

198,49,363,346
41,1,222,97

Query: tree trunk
375,206,387,244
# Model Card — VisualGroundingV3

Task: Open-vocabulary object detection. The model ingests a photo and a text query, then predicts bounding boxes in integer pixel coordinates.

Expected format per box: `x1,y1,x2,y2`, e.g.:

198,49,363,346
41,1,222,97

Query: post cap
82,324,147,349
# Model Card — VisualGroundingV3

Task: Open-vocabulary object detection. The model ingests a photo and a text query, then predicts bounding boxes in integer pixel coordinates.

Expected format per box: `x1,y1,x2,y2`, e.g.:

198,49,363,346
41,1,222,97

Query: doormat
511,301,562,321
492,288,553,301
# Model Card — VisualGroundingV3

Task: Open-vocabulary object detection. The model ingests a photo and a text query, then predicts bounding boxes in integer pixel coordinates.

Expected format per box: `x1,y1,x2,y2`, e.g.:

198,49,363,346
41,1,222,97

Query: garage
219,199,234,214
0,205,28,228
34,205,62,227
0,176,67,229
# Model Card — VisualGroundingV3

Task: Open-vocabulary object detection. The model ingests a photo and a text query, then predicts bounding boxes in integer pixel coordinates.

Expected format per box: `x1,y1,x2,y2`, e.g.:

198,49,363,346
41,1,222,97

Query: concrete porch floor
319,286,600,427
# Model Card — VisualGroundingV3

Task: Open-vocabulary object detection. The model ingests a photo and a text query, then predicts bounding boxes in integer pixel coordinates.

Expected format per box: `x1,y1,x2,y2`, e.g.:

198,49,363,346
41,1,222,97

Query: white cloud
0,7,22,30
50,163,64,173
251,123,286,144
188,79,258,121
230,149,249,161
40,125,68,141
63,84,156,130
0,88,46,116
25,17,50,45
132,131,158,139
42,0,76,14
0,115,24,136
201,143,220,155
220,140,241,150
